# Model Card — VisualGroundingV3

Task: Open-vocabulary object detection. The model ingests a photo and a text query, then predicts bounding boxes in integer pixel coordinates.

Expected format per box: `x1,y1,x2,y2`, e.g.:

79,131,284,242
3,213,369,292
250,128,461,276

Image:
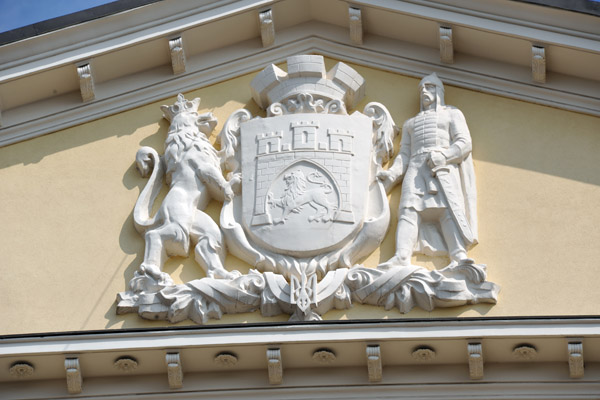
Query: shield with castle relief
219,55,395,280
240,112,372,256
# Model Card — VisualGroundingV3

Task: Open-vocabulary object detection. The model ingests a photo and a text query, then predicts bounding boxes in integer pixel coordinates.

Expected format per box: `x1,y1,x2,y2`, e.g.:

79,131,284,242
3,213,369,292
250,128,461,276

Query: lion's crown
161,93,201,122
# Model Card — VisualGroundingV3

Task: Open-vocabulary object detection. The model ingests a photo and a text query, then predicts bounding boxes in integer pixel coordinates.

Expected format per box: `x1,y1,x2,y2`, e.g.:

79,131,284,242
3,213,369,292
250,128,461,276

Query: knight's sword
431,165,475,243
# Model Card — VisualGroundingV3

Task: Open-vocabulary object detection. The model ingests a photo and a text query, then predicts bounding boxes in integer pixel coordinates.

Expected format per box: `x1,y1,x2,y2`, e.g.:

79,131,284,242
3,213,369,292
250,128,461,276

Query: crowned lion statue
131,94,239,291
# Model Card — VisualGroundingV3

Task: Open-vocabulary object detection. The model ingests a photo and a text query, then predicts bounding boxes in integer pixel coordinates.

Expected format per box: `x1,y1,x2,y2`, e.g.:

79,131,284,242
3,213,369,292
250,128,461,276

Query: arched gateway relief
117,55,499,324
253,160,342,254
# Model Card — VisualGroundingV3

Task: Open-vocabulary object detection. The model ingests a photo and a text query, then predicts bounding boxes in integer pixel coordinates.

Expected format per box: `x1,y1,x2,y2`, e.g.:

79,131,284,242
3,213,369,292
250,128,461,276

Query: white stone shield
239,112,373,258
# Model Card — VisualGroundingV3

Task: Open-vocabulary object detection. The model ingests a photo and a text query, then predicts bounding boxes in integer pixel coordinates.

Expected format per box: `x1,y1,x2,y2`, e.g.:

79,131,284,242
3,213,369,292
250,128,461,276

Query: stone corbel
166,352,183,389
169,37,186,75
77,63,95,102
366,345,382,382
259,9,275,47
64,358,82,394
439,26,454,64
568,342,584,378
532,46,546,84
349,7,363,45
267,348,283,384
468,342,484,380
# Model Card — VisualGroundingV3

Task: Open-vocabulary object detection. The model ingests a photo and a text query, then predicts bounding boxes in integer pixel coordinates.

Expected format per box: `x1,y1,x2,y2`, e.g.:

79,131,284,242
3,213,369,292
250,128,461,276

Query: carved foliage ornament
117,55,499,323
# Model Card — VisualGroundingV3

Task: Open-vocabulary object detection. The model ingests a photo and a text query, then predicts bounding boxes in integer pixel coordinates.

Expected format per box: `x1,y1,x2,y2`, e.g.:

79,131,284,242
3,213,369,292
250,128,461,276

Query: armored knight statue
378,73,477,267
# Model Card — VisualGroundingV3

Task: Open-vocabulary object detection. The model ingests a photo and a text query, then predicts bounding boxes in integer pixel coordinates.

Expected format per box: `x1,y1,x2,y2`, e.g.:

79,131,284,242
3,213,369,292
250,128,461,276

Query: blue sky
0,0,113,33
0,0,598,34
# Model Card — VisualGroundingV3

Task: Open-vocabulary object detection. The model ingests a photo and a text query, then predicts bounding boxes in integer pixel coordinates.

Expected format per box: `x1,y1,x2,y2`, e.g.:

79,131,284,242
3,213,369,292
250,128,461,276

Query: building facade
1,0,599,398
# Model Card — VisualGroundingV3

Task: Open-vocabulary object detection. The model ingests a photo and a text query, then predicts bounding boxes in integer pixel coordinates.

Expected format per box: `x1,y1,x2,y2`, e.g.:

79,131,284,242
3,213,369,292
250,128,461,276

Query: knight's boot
379,248,412,269
449,249,472,266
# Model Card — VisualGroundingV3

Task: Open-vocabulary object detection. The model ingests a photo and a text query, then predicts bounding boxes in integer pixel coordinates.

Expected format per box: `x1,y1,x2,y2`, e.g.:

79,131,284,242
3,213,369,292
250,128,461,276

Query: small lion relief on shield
117,55,499,323
267,168,338,225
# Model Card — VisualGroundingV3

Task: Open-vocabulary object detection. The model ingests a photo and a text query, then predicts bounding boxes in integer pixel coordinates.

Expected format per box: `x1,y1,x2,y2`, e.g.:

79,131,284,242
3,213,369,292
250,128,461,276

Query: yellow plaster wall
1,59,599,335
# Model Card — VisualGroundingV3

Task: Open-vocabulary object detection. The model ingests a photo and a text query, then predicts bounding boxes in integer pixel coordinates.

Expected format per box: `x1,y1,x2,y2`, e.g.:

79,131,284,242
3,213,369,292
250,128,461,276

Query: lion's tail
133,146,165,234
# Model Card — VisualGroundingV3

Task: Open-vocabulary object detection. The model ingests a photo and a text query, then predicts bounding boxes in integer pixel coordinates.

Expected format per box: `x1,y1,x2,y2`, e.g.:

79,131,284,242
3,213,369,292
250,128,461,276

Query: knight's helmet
418,73,445,111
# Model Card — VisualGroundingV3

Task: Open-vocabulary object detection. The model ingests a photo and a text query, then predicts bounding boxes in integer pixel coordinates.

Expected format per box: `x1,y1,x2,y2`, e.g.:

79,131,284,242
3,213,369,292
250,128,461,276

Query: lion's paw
229,174,242,193
207,269,242,280
227,270,242,280
224,186,234,201
157,272,174,286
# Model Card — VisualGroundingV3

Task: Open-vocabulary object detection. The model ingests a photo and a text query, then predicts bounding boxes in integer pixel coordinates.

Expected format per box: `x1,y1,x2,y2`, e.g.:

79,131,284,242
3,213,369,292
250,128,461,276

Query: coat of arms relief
117,55,499,323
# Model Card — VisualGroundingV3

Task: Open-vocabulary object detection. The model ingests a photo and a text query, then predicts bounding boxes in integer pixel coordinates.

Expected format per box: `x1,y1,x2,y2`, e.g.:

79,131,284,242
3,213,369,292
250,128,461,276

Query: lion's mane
281,170,307,206
164,114,220,183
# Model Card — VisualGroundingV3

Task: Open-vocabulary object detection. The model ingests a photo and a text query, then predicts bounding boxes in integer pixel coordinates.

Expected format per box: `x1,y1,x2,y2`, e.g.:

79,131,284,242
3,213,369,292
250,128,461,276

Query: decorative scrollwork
345,268,376,287
347,265,498,314
287,93,325,113
324,99,347,115
219,108,252,176
364,102,398,165
267,102,287,117
267,94,348,117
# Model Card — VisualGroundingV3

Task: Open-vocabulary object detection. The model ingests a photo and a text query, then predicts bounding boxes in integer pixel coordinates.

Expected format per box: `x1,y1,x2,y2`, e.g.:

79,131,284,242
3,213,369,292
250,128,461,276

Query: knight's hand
377,169,392,180
428,151,446,168
377,169,400,193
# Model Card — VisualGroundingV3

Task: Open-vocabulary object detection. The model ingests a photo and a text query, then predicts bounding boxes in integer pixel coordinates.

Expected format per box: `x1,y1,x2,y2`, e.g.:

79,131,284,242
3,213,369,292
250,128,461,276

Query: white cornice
359,0,600,46
0,0,272,80
0,0,598,147
1,319,599,398
2,318,600,356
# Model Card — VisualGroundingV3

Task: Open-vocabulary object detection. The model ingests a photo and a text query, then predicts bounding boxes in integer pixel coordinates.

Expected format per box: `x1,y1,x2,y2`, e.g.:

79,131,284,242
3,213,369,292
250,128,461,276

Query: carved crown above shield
250,54,365,110
117,55,499,324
